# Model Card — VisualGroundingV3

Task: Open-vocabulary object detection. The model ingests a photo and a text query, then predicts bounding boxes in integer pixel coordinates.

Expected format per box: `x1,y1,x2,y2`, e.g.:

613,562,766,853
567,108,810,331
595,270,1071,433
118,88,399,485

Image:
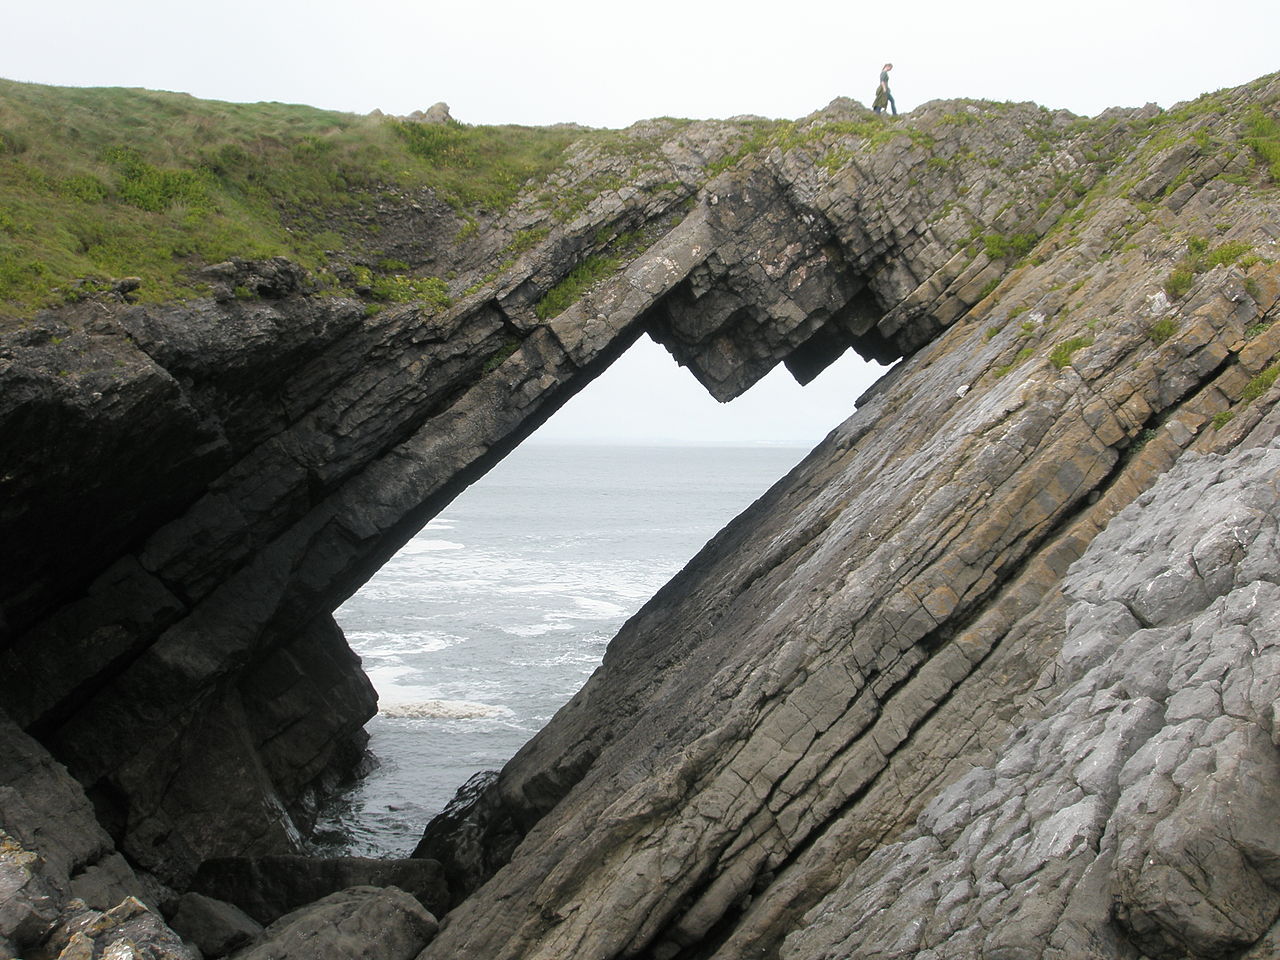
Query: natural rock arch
3,99,1040,885
5,83,1280,960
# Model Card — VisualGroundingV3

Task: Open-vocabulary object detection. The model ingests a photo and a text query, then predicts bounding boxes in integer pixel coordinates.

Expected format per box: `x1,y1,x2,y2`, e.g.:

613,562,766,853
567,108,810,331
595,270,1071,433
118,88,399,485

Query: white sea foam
503,621,573,638
570,596,627,617
381,699,511,720
343,630,462,656
398,538,465,554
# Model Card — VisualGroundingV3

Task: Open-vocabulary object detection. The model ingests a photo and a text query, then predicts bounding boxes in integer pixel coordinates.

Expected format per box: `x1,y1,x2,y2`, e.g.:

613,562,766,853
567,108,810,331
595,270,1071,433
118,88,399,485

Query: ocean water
313,441,807,857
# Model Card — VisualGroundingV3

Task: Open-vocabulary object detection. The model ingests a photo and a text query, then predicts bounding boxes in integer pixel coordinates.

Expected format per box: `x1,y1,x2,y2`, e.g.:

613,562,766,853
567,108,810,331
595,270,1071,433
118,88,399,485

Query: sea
311,441,809,857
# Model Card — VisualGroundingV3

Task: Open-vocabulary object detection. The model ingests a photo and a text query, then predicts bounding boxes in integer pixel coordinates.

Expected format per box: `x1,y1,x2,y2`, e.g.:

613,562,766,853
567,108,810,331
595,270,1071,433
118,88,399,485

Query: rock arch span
9,88,1276,960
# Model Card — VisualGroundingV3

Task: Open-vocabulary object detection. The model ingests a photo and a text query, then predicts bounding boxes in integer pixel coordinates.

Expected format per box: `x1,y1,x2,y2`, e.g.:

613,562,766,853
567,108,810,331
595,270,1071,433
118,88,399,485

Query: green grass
0,79,580,314
1048,335,1094,369
1162,236,1254,299
1147,318,1179,344
1242,363,1280,402
1243,105,1280,183
1164,267,1195,299
391,120,577,211
534,229,655,319
983,232,1038,261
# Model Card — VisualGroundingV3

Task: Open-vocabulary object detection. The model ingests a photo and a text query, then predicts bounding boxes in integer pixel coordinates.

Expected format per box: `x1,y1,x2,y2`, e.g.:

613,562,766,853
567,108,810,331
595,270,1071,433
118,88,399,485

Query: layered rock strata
782,440,1280,960
1,72,1279,960
415,81,1280,958
0,92,1126,885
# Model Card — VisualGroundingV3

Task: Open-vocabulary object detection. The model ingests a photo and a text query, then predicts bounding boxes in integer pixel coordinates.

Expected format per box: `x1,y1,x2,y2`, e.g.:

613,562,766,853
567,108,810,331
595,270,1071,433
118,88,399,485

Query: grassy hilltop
3,76,1278,323
0,79,583,314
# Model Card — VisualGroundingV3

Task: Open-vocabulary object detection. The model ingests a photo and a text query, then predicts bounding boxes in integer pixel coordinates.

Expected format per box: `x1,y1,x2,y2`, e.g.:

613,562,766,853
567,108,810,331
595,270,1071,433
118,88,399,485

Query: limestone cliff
2,73,1280,960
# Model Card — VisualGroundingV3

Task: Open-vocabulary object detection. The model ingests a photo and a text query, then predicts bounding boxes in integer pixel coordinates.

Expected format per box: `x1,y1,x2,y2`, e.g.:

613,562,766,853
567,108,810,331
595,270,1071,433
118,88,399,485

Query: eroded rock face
413,80,1280,959
783,441,1280,960
0,93,1111,884
229,886,438,960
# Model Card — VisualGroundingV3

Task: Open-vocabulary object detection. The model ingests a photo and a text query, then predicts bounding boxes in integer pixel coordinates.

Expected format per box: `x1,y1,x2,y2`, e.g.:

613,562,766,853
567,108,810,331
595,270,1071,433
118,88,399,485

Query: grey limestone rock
168,892,264,959
230,886,437,960
780,442,1280,959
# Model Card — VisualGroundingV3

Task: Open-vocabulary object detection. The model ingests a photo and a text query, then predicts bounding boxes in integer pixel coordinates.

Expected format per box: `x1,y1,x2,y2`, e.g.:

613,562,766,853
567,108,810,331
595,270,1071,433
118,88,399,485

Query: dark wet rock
168,892,263,959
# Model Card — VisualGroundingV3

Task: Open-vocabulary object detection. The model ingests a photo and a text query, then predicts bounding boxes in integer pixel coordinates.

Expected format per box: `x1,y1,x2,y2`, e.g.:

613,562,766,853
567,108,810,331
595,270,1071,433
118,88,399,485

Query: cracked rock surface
784,440,1280,960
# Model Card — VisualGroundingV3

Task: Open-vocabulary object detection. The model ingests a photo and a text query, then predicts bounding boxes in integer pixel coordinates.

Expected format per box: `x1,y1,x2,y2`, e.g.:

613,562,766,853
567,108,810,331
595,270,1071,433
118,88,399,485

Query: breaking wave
380,699,511,720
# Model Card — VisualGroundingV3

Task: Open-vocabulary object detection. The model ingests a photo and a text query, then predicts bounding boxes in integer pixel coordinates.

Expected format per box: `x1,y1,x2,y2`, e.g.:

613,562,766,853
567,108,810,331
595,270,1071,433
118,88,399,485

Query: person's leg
888,92,897,116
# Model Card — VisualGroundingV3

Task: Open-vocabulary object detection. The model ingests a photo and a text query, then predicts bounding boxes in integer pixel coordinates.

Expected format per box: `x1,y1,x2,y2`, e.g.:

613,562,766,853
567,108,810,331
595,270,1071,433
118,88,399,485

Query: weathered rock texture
229,886,437,960
192,854,448,925
783,440,1280,960
3,71,1280,959
413,80,1280,958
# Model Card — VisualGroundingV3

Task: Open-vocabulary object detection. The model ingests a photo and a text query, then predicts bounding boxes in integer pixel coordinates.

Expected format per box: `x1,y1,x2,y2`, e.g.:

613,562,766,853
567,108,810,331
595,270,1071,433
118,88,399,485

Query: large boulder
193,855,448,925
230,886,437,960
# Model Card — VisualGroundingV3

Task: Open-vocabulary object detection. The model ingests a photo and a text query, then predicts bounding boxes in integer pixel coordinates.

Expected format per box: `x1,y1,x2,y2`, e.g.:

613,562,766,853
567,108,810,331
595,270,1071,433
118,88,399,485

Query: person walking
874,63,897,116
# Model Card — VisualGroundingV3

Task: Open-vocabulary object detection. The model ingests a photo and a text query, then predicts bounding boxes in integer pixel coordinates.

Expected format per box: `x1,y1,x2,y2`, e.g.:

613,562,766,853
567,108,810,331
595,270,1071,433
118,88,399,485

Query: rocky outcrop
2,93,1113,885
2,71,1280,960
229,886,438,960
782,440,1280,960
192,855,448,925
412,81,1280,958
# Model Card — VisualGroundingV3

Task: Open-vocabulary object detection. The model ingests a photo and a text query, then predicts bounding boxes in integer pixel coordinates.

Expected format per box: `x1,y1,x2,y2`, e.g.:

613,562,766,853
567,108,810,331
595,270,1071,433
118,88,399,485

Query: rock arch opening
312,334,883,856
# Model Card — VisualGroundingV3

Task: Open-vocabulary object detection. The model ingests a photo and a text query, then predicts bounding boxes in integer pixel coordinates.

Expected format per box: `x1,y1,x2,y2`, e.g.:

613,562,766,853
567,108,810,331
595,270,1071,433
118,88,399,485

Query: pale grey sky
6,0,1277,443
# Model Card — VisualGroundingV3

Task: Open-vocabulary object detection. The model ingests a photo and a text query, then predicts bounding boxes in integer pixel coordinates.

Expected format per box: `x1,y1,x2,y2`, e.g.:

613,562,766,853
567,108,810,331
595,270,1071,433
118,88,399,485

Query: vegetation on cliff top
0,79,579,314
4,74,1277,323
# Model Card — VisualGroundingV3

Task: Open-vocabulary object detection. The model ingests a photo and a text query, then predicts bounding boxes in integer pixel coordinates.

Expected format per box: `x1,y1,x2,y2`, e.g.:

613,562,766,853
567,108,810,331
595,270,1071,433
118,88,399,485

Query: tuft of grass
1164,267,1195,299
481,335,522,373
1147,317,1179,344
1202,239,1253,269
534,253,621,319
1242,363,1280,403
1048,335,1094,369
1211,410,1235,429
534,228,657,319
1162,236,1254,299
983,232,1038,261
1243,105,1280,183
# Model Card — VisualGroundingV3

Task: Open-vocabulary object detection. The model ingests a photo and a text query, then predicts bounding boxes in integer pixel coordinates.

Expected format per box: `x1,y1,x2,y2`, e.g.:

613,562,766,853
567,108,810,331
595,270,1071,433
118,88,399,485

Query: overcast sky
7,0,1277,444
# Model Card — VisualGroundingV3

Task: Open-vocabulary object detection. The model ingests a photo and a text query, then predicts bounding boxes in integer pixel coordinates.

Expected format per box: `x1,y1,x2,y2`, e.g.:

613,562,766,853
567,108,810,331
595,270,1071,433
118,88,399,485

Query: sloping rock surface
415,79,1280,958
783,440,1280,960
229,886,437,960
